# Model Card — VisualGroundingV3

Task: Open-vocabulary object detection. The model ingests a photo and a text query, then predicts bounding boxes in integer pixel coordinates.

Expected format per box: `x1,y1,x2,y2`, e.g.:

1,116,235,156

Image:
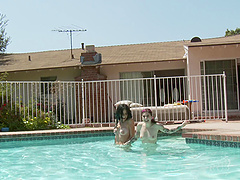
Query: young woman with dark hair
113,104,135,145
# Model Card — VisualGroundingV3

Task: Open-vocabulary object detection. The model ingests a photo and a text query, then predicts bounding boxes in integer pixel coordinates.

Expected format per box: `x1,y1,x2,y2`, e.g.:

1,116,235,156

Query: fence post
154,75,158,121
223,71,228,123
82,79,85,125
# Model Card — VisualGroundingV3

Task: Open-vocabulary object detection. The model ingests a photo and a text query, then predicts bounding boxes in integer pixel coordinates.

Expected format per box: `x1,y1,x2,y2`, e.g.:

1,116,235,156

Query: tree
0,13,10,53
225,28,240,37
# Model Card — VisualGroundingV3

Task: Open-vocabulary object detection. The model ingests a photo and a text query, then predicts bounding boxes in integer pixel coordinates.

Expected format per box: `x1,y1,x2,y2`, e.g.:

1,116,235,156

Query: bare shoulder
127,118,135,126
155,123,164,130
137,122,144,126
136,122,143,131
155,122,164,126
129,118,135,124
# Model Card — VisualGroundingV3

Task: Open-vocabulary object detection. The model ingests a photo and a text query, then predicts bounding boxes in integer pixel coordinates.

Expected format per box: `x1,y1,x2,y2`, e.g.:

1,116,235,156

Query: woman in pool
113,104,135,145
127,108,188,144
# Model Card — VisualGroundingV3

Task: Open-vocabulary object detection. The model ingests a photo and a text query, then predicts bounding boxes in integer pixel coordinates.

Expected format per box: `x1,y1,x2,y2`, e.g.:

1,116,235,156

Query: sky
1,0,240,53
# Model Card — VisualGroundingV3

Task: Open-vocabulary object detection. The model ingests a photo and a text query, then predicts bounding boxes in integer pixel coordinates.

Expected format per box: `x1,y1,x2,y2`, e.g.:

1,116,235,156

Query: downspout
82,79,85,125
183,45,191,100
154,75,158,121
223,71,228,123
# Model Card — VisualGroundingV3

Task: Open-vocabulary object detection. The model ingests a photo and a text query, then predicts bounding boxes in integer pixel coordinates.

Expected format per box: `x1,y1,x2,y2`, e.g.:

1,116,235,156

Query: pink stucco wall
100,60,186,79
187,43,240,114
188,43,240,76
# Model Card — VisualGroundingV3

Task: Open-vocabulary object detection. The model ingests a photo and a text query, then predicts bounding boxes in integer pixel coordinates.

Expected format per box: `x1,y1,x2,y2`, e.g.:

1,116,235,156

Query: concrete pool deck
1,120,240,144
182,120,240,142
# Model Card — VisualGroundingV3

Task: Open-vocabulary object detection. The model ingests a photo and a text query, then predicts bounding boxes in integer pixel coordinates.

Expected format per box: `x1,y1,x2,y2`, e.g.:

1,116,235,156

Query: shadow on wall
0,54,13,66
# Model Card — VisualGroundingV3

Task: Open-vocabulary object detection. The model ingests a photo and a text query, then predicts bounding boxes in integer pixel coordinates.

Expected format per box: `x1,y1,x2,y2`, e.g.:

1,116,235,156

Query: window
120,71,152,105
119,69,185,106
154,69,186,105
201,60,238,110
41,76,57,81
41,76,57,95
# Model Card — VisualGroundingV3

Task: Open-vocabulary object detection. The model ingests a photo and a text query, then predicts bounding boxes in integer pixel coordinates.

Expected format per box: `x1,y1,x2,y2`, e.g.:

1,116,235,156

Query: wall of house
5,60,187,81
100,60,187,79
5,67,81,81
187,43,240,115
188,43,240,76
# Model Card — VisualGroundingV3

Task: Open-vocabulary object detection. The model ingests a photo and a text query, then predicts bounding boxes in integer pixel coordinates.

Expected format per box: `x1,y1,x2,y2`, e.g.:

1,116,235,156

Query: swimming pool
0,135,240,180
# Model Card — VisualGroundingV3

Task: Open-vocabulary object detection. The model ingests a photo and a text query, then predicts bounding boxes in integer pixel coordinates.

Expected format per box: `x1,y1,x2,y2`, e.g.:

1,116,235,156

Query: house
0,35,240,119
185,35,240,114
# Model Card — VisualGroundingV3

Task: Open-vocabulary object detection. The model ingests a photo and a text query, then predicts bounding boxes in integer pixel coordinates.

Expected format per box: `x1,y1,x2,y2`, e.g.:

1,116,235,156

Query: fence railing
0,74,227,127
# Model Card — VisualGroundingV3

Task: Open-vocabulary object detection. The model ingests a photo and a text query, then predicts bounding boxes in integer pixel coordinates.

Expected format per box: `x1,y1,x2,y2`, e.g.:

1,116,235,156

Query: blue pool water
0,136,240,180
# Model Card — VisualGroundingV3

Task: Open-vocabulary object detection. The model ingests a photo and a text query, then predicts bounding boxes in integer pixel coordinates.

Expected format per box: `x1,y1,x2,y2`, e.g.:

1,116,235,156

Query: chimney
81,43,85,50
80,45,102,65
86,45,95,53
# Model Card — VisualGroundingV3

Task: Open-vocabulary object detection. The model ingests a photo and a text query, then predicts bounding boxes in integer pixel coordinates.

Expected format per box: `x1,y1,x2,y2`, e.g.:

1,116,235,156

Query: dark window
201,60,238,110
40,76,57,95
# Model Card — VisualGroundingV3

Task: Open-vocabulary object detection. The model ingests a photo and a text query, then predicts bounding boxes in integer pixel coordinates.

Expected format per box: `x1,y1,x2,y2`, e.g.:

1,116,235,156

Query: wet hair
115,104,132,127
141,108,156,124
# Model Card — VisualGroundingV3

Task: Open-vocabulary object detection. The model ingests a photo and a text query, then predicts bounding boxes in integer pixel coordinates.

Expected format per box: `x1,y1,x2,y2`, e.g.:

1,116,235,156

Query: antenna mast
53,28,87,59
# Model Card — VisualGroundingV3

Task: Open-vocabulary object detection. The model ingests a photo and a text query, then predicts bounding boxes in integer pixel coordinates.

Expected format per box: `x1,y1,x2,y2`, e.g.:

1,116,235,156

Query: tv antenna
52,28,87,59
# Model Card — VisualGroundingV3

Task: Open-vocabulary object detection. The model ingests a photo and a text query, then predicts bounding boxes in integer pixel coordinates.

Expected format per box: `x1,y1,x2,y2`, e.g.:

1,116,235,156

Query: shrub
0,72,70,131
23,114,51,131
0,104,26,131
22,110,70,130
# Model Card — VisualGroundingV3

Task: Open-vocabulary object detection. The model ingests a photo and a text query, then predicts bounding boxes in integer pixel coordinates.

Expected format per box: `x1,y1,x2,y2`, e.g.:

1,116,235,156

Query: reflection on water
114,139,159,154
139,143,158,156
119,136,187,156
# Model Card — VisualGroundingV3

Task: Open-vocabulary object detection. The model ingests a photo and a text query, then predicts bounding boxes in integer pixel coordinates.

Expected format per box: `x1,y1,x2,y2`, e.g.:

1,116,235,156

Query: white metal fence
0,74,228,127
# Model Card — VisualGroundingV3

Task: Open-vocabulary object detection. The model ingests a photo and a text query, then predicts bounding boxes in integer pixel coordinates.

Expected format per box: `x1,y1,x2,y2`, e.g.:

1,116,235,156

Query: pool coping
0,127,114,142
182,120,240,147
1,120,240,147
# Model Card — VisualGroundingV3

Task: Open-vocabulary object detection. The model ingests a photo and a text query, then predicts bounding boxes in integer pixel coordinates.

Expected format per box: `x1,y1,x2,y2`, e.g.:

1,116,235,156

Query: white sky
1,0,240,53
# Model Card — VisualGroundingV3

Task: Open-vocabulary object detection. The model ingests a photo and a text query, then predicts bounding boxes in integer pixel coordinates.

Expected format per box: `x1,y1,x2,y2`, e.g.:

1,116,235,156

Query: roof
97,40,187,65
0,35,240,73
0,40,188,73
0,49,84,73
185,34,240,47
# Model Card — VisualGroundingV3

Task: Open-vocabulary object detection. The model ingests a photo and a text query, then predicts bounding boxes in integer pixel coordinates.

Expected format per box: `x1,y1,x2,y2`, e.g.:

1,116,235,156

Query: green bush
23,114,51,131
23,111,70,130
0,72,70,131
0,103,70,131
0,104,26,131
